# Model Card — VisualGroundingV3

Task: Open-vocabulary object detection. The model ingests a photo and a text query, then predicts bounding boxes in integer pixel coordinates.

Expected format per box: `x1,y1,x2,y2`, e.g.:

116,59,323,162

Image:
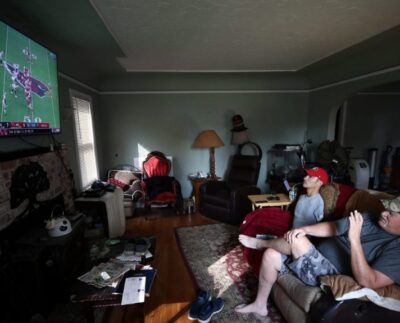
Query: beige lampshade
192,130,224,148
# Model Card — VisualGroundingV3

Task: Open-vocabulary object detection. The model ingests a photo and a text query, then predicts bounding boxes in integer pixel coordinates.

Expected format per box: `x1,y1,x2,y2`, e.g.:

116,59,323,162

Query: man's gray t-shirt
293,194,324,228
316,213,400,284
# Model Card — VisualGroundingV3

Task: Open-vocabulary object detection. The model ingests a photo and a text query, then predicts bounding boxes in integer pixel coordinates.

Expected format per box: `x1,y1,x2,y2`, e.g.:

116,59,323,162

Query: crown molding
59,63,400,95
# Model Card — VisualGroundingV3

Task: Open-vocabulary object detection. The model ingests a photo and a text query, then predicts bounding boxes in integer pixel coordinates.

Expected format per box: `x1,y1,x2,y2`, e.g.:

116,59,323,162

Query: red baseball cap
304,167,329,184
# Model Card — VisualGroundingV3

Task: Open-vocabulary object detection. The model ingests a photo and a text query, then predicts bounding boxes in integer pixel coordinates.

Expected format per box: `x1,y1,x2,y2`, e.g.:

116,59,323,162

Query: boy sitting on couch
239,167,329,253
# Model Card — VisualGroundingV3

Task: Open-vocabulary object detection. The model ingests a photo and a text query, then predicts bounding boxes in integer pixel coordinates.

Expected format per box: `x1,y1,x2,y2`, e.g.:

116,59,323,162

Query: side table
190,177,208,210
248,193,292,211
189,176,220,210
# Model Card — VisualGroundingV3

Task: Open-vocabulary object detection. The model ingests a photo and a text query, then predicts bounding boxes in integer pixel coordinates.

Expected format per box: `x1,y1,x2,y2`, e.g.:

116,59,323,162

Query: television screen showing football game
0,20,60,137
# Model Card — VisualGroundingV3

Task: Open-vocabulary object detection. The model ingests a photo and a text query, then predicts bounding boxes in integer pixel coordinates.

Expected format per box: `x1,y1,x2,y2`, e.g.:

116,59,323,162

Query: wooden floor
107,209,216,323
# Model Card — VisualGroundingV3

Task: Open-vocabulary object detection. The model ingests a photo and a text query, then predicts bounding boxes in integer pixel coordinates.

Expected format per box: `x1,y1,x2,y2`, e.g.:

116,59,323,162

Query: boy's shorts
280,245,339,286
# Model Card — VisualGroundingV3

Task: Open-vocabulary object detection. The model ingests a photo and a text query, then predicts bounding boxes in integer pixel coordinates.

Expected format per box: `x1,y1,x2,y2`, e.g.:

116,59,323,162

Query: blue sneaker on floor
197,297,224,323
188,289,211,320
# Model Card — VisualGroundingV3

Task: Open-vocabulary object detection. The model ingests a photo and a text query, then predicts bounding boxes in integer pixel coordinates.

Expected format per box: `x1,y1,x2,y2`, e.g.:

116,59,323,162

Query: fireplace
0,147,75,230
0,148,85,322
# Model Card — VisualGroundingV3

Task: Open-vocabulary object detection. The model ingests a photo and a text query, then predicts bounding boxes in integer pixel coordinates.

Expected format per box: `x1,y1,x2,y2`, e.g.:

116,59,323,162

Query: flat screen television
0,20,60,136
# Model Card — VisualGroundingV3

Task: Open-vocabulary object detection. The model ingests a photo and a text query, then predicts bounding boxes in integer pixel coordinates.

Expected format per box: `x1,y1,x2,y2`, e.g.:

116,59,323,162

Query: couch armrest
200,180,229,194
275,274,323,313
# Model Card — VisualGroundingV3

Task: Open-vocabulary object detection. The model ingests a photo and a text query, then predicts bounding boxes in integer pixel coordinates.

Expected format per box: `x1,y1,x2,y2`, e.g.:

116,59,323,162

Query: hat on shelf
231,114,248,132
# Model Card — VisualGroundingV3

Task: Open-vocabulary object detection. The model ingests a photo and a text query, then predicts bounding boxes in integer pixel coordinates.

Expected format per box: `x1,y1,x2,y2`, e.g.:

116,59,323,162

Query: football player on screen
2,93,7,115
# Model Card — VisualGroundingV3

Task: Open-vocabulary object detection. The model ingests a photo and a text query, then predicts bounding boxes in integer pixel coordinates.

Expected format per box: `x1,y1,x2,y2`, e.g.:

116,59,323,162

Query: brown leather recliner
199,142,262,225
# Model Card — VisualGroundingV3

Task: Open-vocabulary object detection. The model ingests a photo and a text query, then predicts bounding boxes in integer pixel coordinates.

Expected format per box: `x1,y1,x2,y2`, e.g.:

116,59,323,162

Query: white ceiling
90,0,400,72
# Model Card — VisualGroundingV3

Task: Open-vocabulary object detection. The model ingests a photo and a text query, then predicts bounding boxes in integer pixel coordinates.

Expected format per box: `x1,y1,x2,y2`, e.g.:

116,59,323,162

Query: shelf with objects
267,145,305,193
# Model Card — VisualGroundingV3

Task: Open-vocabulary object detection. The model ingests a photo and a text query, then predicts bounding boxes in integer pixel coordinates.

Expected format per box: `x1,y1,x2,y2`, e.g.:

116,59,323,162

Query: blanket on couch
239,207,292,275
320,275,400,312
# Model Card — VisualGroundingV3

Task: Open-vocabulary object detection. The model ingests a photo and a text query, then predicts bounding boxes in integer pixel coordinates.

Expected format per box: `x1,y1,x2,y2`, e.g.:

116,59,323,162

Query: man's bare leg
239,234,291,255
236,234,315,317
235,248,282,316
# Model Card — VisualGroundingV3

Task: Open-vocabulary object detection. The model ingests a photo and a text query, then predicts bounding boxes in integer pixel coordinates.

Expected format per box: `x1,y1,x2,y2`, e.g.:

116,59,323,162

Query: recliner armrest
230,185,261,199
200,180,229,194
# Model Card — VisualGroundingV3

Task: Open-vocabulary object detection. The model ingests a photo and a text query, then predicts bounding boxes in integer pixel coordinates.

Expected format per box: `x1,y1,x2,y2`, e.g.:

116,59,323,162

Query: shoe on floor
188,289,211,320
197,297,224,323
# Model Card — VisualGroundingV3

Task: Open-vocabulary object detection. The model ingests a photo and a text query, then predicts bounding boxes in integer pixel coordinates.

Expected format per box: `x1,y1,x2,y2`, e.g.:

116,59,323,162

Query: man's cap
304,167,329,184
231,114,248,132
380,197,400,213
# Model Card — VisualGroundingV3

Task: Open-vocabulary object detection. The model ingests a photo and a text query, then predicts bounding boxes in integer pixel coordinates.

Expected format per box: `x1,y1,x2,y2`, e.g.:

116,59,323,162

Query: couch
240,183,400,323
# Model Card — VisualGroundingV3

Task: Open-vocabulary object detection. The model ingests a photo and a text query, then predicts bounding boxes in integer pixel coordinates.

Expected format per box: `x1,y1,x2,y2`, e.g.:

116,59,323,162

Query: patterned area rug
175,223,286,323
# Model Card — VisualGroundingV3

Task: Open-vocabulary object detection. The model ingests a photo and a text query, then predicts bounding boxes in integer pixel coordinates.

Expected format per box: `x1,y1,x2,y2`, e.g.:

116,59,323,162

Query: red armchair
141,151,183,212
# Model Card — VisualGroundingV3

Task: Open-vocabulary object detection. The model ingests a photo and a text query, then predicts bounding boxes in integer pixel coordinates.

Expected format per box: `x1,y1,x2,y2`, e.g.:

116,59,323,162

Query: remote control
256,234,278,240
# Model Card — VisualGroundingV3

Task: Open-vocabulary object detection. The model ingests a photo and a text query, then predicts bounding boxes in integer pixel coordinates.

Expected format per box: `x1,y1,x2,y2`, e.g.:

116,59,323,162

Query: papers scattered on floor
77,261,134,288
77,248,153,289
115,250,153,262
121,276,146,305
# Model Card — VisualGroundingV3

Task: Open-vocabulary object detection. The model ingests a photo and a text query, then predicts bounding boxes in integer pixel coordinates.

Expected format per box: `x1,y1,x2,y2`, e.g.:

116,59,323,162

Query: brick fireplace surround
0,148,75,230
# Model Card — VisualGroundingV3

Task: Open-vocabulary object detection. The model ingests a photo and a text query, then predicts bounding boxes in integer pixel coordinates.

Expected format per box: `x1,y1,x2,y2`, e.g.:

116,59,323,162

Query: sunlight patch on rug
176,223,286,323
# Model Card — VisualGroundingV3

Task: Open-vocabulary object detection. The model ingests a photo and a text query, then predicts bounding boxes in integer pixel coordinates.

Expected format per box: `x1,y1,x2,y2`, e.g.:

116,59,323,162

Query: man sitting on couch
235,197,400,318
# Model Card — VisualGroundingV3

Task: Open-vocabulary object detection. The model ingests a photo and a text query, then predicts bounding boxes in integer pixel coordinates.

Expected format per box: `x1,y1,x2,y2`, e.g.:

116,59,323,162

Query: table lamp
192,130,224,179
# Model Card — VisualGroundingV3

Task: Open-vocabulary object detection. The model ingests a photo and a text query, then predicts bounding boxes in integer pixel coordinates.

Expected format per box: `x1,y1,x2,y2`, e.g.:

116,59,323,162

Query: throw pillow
344,190,385,216
319,183,340,221
320,275,400,312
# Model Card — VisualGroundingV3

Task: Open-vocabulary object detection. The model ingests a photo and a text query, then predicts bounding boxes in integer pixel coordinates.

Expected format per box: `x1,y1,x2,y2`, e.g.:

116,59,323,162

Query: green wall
307,68,400,157
303,25,400,156
98,91,309,197
342,93,400,159
339,91,400,188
